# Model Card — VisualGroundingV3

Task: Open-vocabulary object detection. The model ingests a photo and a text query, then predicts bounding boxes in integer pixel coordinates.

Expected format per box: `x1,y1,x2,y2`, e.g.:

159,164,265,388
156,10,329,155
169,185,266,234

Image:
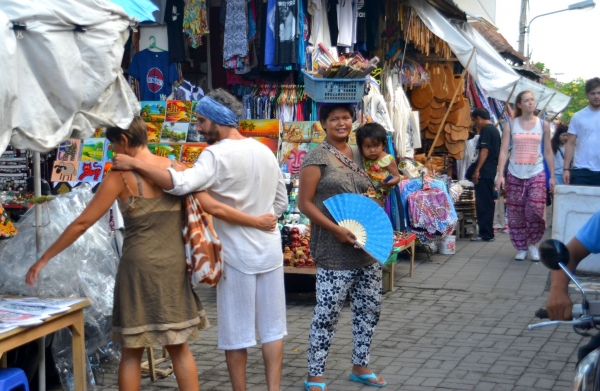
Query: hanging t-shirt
308,0,331,47
356,0,366,45
128,49,179,101
365,0,385,51
165,0,186,63
337,0,356,47
274,0,298,65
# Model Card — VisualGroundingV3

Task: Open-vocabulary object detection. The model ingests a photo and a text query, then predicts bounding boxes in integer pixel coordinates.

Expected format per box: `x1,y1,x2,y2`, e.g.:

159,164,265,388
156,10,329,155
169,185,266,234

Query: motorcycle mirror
539,239,570,270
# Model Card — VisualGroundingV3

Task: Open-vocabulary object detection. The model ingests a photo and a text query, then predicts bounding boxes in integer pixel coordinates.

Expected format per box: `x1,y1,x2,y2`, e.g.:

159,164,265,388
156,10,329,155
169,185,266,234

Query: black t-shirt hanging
365,0,385,51
274,0,298,65
356,0,366,44
165,0,186,63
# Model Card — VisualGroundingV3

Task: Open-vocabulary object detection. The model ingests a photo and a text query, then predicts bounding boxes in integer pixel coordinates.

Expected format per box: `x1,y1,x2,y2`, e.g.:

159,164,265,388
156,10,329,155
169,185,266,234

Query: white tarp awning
409,0,572,113
0,0,142,154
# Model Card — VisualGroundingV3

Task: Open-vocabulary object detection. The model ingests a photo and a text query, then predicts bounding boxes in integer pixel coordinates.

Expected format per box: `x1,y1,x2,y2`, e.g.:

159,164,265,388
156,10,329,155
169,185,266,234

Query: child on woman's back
355,123,401,198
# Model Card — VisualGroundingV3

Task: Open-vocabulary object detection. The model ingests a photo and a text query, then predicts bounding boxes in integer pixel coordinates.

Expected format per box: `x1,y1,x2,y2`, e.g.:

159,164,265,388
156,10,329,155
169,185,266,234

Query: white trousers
216,263,287,350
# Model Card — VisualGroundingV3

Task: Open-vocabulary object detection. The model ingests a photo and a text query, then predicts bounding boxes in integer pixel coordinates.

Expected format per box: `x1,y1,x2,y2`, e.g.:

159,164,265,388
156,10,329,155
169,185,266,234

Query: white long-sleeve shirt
167,138,288,274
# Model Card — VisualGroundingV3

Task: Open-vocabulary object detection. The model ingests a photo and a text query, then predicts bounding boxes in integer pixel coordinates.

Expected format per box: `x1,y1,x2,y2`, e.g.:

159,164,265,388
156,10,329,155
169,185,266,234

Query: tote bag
183,194,223,287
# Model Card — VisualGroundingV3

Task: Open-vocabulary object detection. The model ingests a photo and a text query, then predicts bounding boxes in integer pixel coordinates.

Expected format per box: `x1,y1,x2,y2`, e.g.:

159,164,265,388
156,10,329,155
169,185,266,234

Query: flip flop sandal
304,380,327,391
349,372,387,388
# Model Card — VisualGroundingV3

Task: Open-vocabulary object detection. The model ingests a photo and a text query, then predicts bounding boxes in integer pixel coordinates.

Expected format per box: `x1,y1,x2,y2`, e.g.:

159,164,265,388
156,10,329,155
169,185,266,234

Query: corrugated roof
471,21,528,64
425,0,467,19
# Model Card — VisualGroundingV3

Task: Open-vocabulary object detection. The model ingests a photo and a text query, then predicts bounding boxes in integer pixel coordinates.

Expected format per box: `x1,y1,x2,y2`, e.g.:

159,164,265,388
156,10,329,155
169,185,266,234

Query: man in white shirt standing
563,77,600,186
113,89,288,391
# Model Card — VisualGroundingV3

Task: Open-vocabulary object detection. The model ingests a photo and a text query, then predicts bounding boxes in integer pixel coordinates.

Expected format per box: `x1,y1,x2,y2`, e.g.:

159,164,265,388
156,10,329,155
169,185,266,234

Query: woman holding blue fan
298,104,387,390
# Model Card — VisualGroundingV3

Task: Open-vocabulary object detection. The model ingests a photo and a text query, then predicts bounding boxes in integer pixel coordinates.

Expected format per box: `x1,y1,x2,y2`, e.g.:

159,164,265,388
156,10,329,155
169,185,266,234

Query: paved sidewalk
95,231,591,391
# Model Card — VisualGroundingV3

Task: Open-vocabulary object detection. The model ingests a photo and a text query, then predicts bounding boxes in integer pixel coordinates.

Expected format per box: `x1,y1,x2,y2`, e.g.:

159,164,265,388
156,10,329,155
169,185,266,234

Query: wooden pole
494,81,519,127
427,49,476,159
537,92,556,118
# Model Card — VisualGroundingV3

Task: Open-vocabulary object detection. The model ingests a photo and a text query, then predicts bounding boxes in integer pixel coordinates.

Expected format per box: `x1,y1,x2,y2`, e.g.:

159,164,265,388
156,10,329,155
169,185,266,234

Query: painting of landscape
239,119,281,156
80,138,105,162
140,101,166,123
161,122,189,143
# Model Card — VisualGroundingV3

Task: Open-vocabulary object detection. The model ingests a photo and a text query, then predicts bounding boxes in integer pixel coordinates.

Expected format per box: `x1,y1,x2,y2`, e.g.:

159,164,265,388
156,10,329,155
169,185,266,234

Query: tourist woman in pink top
496,91,555,261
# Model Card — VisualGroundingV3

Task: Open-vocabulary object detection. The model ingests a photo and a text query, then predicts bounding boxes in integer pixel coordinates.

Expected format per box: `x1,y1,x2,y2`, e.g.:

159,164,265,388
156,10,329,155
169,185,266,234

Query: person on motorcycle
546,210,600,320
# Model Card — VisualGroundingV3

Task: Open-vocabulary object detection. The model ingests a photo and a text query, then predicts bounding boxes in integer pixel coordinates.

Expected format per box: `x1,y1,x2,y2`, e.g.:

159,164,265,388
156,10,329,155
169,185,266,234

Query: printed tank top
508,118,544,179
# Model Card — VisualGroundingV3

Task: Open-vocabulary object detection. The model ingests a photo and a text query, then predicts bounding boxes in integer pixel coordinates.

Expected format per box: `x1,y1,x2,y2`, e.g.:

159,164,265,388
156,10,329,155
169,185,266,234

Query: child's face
361,138,384,160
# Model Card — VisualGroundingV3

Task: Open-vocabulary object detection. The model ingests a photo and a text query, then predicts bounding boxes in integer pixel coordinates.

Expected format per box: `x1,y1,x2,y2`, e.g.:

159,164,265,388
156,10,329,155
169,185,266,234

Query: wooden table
0,298,90,390
283,240,416,293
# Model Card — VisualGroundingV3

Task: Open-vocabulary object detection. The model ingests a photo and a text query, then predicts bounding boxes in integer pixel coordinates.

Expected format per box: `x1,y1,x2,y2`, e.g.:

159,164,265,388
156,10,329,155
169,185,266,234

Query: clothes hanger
148,36,166,52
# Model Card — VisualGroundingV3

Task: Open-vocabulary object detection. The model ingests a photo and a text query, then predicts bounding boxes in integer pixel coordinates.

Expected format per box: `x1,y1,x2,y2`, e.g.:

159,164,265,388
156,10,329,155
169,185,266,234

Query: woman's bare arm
195,192,276,231
26,173,124,285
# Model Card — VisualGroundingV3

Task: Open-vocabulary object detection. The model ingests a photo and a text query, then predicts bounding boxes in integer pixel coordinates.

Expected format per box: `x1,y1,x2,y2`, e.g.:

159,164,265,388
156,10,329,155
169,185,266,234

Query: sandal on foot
304,380,326,391
349,372,387,388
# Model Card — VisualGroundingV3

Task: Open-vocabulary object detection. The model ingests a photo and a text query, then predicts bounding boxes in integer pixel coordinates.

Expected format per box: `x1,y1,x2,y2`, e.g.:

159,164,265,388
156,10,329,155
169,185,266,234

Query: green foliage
558,78,588,124
534,62,549,74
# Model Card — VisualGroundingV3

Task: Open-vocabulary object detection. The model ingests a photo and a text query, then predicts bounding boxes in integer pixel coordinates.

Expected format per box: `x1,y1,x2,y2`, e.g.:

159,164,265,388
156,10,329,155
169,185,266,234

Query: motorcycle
530,239,600,391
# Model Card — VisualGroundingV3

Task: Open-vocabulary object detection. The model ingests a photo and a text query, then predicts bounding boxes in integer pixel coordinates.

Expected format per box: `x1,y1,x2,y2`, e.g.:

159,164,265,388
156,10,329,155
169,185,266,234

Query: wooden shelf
283,266,316,275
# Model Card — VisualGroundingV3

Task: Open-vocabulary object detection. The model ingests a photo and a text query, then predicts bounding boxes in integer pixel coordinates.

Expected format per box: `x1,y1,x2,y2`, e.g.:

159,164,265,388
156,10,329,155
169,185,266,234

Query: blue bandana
195,97,239,126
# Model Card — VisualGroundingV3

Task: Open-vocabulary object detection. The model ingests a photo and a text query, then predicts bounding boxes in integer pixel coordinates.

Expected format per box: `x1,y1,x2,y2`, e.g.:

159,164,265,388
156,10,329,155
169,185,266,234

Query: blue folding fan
324,193,393,263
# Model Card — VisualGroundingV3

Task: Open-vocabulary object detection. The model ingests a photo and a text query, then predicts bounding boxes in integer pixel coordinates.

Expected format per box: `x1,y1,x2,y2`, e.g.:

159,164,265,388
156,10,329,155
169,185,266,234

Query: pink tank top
508,118,545,179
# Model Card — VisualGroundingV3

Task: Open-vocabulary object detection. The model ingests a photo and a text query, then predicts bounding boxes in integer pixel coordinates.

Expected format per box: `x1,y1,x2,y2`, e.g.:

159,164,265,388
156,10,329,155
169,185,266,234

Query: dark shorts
571,169,600,187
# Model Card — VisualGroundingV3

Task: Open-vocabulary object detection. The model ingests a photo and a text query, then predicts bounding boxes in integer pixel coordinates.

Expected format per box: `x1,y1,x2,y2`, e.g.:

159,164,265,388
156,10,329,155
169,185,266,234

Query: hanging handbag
182,194,224,287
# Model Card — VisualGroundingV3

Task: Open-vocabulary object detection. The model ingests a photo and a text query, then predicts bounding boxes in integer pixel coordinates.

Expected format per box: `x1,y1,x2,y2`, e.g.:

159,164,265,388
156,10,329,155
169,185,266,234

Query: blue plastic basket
302,71,367,103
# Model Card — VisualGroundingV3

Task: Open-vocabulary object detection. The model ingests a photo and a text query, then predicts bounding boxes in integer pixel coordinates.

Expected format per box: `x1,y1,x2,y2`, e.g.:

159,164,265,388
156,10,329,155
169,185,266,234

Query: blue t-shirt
128,49,178,101
576,210,600,253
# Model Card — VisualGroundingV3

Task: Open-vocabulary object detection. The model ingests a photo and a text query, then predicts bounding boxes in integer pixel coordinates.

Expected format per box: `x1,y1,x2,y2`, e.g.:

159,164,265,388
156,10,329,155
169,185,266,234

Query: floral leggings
505,171,546,251
307,263,382,377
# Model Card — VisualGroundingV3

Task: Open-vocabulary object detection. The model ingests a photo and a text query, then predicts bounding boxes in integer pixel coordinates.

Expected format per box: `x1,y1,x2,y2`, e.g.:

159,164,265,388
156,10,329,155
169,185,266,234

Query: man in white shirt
113,89,288,391
563,77,600,186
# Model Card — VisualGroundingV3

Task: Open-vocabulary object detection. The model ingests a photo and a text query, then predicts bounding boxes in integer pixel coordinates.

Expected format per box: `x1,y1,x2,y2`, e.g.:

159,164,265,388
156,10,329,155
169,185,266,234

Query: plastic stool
0,368,29,391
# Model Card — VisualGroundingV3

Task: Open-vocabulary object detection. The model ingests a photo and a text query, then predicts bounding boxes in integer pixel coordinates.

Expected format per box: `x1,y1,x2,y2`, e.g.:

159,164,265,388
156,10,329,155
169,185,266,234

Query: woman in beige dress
26,117,277,391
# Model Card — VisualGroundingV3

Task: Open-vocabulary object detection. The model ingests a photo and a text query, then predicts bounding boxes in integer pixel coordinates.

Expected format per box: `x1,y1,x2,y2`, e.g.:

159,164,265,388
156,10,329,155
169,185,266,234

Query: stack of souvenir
281,226,314,268
306,44,379,79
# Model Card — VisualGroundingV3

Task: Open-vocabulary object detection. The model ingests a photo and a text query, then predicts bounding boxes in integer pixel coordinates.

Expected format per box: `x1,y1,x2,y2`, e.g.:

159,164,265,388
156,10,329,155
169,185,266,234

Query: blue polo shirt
576,211,600,254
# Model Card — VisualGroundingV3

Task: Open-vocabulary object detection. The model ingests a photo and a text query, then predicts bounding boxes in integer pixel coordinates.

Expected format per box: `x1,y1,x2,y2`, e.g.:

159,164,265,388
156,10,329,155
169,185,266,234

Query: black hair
585,77,600,94
551,124,569,155
106,116,148,147
318,104,355,124
355,123,388,151
471,107,491,121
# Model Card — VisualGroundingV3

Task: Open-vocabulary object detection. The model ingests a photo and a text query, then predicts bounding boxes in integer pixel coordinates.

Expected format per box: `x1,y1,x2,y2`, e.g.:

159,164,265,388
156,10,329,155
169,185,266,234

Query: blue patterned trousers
307,262,382,376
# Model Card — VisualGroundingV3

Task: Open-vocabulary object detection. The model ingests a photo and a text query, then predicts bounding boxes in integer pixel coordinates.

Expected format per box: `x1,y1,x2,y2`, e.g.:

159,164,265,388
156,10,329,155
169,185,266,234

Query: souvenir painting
54,182,72,195
161,122,189,143
165,100,192,122
279,142,310,176
283,122,313,143
51,161,78,182
186,122,205,142
57,139,81,162
103,162,113,176
80,138,105,162
93,127,106,138
147,122,162,143
308,143,320,151
190,100,199,123
180,143,206,164
310,122,326,143
104,142,114,161
149,144,182,160
239,119,281,156
78,162,104,182
140,101,166,123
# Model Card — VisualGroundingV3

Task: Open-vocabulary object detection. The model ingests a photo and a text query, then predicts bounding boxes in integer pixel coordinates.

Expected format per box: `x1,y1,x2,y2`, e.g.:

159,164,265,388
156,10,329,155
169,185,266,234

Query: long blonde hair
514,90,534,118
